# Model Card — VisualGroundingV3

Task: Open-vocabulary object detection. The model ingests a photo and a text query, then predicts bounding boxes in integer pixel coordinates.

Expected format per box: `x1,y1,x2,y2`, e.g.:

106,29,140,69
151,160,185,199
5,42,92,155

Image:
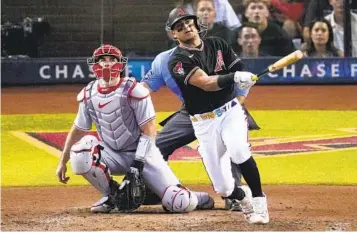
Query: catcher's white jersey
72,77,182,198
70,77,211,207
74,77,155,151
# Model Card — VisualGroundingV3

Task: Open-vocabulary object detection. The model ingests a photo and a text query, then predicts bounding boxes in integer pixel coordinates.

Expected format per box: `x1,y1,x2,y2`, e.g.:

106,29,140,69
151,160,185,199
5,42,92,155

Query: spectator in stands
302,18,343,57
236,24,264,57
175,0,241,29
302,0,357,43
243,0,295,56
325,0,357,57
303,0,332,42
269,0,305,42
213,0,242,30
194,0,233,45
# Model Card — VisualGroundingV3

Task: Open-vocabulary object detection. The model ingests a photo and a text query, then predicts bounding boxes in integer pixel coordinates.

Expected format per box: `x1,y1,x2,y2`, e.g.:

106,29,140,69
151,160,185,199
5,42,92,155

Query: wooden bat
251,50,304,81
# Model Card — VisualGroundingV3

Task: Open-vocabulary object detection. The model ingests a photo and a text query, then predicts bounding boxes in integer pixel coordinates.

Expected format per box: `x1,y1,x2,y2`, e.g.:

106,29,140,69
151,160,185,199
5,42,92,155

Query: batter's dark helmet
165,6,200,32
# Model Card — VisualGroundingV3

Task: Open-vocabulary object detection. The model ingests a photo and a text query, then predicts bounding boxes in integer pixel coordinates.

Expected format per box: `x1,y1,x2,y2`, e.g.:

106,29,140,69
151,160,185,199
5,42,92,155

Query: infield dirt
2,85,357,231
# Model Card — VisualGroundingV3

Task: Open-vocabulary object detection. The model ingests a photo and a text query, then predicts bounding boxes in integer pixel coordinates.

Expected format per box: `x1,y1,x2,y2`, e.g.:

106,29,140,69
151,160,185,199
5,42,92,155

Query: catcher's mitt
115,167,146,213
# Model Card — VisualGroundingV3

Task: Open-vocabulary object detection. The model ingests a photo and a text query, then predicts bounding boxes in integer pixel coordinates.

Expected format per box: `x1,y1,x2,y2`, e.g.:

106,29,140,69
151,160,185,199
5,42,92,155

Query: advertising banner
2,57,357,85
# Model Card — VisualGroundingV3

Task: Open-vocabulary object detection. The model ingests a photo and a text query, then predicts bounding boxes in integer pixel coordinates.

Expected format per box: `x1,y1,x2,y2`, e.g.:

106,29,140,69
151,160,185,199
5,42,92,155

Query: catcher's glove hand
115,161,146,213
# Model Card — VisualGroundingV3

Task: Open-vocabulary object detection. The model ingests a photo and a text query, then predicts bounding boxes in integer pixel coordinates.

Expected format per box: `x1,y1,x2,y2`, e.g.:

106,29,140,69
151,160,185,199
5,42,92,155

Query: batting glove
234,71,257,90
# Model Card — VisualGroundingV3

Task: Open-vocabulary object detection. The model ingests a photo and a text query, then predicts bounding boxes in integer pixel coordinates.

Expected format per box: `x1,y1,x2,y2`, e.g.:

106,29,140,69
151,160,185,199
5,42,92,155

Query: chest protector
80,78,142,152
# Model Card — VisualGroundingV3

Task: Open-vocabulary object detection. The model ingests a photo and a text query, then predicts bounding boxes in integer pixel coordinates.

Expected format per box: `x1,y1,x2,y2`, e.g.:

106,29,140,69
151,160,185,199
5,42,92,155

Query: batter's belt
190,98,238,122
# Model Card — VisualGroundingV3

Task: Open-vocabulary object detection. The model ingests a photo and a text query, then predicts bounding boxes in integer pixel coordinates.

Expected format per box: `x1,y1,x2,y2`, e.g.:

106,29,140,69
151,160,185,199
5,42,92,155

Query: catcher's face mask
87,44,127,85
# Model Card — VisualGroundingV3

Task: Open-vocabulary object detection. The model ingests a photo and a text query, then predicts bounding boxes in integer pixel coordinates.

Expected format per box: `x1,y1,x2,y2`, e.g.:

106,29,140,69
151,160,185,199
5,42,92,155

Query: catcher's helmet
87,44,127,83
165,6,200,32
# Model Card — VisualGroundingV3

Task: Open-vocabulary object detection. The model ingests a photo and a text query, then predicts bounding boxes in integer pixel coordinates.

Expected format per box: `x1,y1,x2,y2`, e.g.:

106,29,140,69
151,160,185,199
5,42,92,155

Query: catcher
55,44,213,213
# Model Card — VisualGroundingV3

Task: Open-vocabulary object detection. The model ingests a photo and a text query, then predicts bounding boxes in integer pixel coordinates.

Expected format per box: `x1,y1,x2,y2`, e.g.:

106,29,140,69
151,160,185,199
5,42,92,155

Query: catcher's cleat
225,198,241,211
143,187,161,205
91,179,119,213
90,196,115,213
196,195,215,210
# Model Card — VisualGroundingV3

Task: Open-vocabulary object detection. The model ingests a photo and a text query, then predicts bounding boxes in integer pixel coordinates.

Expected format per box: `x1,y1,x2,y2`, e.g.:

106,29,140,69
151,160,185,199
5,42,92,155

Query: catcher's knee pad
161,185,198,213
70,135,99,174
70,135,112,196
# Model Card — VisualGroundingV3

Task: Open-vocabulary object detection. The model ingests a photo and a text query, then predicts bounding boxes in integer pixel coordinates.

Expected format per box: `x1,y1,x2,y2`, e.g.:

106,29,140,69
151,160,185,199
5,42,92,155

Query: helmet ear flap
165,22,171,32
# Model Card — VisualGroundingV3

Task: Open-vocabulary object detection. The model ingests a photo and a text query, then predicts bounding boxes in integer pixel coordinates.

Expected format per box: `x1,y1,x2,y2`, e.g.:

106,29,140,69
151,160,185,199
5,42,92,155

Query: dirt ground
2,85,357,231
2,85,357,114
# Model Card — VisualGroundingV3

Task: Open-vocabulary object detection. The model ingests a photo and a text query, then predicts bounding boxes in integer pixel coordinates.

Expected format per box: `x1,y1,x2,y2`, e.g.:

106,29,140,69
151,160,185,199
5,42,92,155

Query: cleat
143,187,161,205
225,185,252,211
90,196,115,213
225,198,242,211
245,194,269,224
236,196,254,215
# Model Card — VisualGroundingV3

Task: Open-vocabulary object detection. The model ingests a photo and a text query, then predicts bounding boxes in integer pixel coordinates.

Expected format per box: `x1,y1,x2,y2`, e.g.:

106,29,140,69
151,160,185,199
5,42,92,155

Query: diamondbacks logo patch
173,61,185,76
214,50,225,72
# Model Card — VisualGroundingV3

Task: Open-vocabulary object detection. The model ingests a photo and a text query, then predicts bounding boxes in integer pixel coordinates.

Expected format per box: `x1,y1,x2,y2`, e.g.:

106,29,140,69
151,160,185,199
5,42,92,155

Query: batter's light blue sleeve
142,55,165,92
234,86,250,97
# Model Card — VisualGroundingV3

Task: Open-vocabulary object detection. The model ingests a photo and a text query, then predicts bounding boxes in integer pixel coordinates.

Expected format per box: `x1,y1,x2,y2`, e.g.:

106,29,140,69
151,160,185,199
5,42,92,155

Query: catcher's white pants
100,145,180,198
191,98,251,197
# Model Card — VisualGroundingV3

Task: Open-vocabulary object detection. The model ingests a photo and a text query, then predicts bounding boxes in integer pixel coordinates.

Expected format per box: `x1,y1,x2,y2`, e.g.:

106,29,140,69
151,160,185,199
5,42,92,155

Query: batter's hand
56,162,70,184
233,71,257,89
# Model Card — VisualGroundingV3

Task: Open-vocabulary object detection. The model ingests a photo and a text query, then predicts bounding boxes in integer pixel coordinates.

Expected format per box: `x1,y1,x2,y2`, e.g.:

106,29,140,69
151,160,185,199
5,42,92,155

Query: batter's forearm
60,124,87,164
189,68,233,91
197,74,236,91
200,75,223,91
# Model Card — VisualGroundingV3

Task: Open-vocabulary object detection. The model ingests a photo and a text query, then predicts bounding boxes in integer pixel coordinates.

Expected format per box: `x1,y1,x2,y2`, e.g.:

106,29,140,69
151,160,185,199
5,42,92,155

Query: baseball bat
252,50,304,81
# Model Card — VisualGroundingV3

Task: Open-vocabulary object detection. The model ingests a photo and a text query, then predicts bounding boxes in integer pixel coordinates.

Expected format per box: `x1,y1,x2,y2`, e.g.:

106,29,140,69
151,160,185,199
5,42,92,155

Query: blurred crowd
1,0,356,58
1,16,50,58
166,0,357,57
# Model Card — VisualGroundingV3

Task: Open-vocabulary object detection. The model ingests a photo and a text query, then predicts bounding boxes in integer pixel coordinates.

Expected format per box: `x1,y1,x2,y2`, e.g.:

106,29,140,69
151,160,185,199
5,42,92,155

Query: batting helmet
165,6,200,32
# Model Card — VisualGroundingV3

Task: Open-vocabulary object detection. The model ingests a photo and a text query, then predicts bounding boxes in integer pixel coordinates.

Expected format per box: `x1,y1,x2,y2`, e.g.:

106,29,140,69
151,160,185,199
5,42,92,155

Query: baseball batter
142,47,260,161
141,46,257,210
55,44,213,213
166,7,269,224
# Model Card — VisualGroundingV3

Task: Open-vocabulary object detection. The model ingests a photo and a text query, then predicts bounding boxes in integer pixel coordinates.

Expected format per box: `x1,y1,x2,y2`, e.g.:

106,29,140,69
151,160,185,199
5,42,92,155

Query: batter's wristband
217,73,235,88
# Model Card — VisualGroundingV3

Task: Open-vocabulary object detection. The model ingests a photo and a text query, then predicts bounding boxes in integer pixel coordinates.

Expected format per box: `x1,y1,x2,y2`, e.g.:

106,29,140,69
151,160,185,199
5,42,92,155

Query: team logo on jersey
214,50,225,72
98,101,112,109
173,61,185,76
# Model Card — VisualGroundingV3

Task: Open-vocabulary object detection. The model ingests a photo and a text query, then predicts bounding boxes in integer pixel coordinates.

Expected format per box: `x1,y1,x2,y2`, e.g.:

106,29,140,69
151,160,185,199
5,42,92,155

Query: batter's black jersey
168,36,242,115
